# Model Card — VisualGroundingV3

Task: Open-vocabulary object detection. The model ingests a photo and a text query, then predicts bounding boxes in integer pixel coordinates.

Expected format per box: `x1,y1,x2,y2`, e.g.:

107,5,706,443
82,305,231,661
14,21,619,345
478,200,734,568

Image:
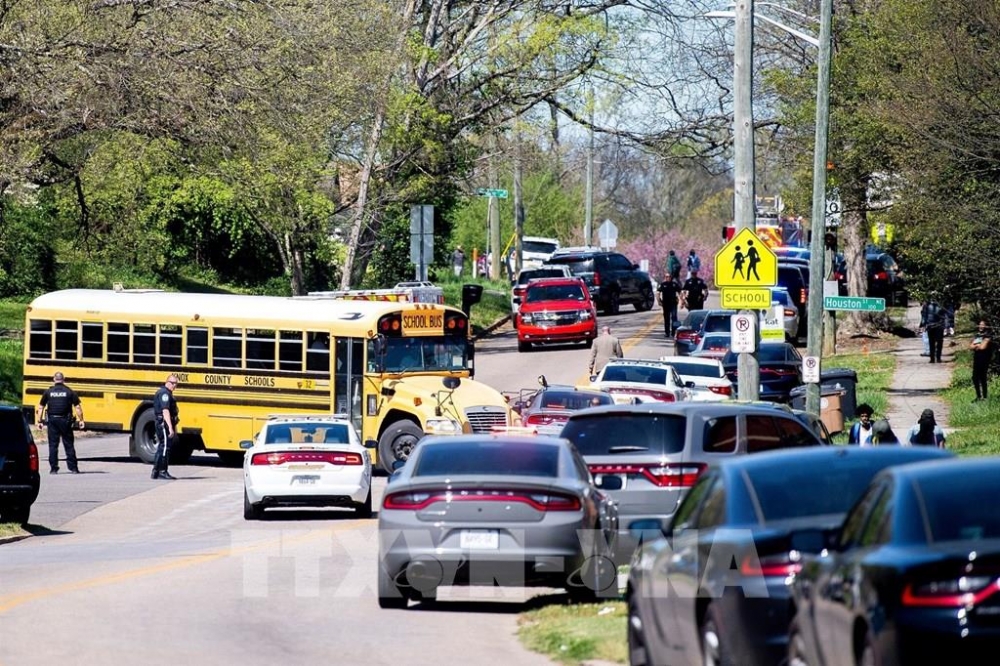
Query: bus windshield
372,336,470,373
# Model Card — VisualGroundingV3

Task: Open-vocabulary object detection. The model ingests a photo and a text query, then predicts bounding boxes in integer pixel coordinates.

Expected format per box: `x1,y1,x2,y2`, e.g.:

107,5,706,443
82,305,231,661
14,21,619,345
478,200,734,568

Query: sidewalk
883,303,956,436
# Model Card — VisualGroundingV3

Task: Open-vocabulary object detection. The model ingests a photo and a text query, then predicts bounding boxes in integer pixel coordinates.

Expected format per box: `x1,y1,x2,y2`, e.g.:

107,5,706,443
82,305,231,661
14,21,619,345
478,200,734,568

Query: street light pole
734,0,759,401
804,0,833,416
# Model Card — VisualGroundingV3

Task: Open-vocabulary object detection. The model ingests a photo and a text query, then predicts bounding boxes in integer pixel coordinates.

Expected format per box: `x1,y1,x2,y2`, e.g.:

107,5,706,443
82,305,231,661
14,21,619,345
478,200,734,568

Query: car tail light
612,388,676,402
784,308,797,318
382,489,581,512
902,576,1000,607
251,451,363,465
873,271,889,282
833,271,844,280
800,288,808,304
524,413,567,427
740,553,802,577
761,367,798,376
588,463,705,488
593,272,602,286
27,441,39,473
708,384,732,396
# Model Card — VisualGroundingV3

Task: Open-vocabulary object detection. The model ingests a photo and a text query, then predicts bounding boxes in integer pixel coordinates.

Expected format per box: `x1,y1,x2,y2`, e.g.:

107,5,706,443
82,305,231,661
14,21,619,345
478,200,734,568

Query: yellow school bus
21,289,511,472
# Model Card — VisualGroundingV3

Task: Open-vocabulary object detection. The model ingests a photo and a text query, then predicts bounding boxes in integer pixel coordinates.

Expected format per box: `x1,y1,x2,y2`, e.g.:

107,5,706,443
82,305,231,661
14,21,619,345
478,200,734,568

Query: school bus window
82,322,104,360
187,327,208,365
55,320,78,361
213,327,243,368
307,333,330,372
134,323,156,365
159,324,182,365
108,322,130,363
279,330,303,371
29,320,52,359
247,329,276,370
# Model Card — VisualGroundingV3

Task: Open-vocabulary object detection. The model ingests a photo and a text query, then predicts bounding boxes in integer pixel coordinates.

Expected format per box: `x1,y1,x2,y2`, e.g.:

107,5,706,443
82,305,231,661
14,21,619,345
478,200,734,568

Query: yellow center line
0,523,359,615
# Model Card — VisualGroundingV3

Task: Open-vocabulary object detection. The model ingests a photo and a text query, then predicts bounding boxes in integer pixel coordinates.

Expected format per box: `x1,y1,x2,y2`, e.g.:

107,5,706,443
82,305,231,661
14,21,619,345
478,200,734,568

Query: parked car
789,456,1000,666
689,332,732,361
0,406,40,525
559,402,825,555
658,355,733,401
777,263,809,337
516,277,597,351
544,248,655,315
510,265,572,320
241,414,372,520
866,250,908,305
588,358,692,404
510,383,614,435
674,309,710,355
722,341,804,402
627,446,953,666
377,433,620,607
769,287,800,343
519,236,561,269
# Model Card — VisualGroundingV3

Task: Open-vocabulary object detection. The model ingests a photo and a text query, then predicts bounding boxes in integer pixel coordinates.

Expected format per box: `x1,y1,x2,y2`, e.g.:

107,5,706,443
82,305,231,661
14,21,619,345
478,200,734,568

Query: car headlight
425,418,461,435
580,310,593,320
521,313,535,324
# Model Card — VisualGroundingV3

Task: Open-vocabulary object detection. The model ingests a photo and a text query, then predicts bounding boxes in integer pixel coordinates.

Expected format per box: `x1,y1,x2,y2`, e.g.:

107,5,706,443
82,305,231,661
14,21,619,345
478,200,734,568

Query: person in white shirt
848,403,875,445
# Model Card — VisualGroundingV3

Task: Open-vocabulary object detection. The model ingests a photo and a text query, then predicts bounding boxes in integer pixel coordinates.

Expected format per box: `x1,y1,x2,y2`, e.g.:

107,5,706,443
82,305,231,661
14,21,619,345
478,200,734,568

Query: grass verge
518,601,627,665
939,347,1000,455
0,522,28,540
438,275,512,333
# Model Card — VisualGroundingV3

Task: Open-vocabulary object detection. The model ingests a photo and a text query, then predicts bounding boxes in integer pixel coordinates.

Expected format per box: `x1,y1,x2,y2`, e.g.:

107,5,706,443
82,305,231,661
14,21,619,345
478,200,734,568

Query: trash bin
788,385,807,411
821,368,858,420
819,389,845,435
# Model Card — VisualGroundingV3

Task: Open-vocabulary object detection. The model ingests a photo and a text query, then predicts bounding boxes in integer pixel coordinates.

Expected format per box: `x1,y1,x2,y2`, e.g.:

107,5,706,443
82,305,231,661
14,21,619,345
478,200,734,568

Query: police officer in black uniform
657,273,683,338
681,269,710,312
151,374,180,480
36,371,84,474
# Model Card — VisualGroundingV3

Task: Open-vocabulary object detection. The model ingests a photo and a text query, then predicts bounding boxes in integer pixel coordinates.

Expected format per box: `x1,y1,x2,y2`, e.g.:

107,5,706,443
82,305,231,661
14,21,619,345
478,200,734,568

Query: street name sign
714,227,778,288
477,188,509,199
823,295,885,312
721,287,772,310
730,313,757,353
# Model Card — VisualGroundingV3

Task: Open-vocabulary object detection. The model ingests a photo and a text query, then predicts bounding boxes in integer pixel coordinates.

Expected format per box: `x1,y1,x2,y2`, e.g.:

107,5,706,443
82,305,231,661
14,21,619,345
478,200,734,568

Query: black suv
0,406,40,524
543,249,654,315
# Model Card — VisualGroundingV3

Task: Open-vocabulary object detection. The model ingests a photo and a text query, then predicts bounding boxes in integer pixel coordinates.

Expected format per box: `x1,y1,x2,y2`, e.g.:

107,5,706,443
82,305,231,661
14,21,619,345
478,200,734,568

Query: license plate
292,474,320,485
460,530,499,550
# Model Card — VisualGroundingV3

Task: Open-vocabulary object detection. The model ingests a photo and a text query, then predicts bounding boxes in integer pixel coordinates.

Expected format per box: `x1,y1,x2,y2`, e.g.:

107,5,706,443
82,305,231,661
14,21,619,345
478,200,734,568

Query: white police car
242,414,372,520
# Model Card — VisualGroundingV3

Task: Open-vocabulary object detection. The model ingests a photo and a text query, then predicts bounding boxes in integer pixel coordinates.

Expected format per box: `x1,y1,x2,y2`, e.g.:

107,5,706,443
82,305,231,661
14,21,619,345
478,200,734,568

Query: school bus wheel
132,409,158,465
377,420,424,474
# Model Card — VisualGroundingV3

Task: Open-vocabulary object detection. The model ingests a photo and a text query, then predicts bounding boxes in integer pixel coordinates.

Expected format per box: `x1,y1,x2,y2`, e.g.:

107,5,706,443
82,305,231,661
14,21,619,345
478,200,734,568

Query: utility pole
805,0,834,415
584,83,594,246
488,133,502,281
514,135,524,273
734,0,759,401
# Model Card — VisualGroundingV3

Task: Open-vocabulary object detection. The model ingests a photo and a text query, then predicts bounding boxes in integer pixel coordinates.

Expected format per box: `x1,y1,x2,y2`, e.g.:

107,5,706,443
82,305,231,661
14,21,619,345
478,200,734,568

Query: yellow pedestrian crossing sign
714,228,778,288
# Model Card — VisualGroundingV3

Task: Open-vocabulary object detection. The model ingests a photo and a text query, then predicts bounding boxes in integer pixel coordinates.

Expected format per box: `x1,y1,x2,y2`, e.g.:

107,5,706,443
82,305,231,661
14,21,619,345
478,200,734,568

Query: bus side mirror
364,439,378,449
443,376,461,390
373,335,386,358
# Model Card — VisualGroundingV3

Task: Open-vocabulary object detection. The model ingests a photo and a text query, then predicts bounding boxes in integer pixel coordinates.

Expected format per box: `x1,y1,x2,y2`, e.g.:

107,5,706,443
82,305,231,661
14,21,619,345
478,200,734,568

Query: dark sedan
377,434,619,608
789,457,1000,666
626,446,953,666
723,342,803,402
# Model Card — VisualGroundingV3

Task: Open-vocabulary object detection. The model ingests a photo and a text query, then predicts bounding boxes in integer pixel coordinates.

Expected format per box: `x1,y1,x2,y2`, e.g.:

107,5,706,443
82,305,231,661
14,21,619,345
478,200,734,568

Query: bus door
334,337,365,432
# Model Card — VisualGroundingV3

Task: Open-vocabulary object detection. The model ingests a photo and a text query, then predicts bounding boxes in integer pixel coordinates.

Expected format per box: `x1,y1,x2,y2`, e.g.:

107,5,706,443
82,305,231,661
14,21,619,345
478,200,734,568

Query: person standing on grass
848,403,876,446
971,320,992,402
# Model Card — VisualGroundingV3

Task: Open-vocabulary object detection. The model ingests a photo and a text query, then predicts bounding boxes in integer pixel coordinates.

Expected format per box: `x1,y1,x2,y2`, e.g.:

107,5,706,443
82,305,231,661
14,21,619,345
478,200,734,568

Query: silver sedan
377,434,620,608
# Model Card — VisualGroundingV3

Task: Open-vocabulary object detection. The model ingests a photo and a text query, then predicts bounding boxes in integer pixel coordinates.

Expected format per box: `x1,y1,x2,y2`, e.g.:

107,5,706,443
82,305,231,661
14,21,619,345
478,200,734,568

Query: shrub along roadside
517,349,897,665
940,348,1000,455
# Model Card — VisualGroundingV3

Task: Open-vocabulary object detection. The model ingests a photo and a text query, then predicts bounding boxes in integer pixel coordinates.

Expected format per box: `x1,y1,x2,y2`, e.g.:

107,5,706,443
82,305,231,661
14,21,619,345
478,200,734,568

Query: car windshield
372,336,470,373
413,441,560,477
562,413,687,456
918,474,1000,542
670,361,723,378
771,291,793,307
523,240,559,255
682,311,709,328
526,283,586,303
601,365,668,385
700,335,731,348
545,257,593,273
703,314,736,333
518,268,567,285
533,390,613,410
264,423,349,445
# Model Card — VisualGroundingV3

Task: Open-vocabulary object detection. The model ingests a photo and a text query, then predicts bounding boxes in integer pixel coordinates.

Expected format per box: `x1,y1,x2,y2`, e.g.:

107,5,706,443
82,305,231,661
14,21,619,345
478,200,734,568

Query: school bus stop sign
714,227,778,288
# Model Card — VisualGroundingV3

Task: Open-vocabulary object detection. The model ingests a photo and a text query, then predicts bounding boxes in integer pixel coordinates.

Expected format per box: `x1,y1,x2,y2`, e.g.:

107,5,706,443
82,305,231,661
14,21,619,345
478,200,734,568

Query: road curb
473,315,512,340
0,534,30,546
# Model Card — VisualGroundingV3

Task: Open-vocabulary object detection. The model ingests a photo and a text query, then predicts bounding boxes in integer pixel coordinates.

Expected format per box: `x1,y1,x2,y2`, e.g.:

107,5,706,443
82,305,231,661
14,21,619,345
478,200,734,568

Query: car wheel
218,451,245,467
355,487,373,519
585,338,594,349
0,504,30,525
635,285,654,312
627,594,651,666
788,619,811,666
517,340,531,352
378,561,409,609
243,488,263,520
702,606,735,666
132,409,158,464
606,290,621,315
377,421,424,475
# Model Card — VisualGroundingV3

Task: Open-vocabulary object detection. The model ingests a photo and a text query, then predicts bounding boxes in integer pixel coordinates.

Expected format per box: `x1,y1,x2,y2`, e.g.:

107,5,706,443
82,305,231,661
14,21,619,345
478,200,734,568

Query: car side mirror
239,440,254,450
589,375,598,383
596,474,623,491
364,439,378,449
685,381,696,388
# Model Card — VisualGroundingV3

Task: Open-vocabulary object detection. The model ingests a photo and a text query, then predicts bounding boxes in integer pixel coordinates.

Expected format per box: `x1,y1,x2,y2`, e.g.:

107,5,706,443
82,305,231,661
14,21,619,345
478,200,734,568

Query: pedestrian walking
151,374,181,480
681,269,709,311
589,326,623,377
452,245,466,277
666,250,682,281
657,273,682,337
685,249,701,280
971,320,992,402
848,403,875,446
36,372,85,474
920,297,946,363
905,409,946,448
